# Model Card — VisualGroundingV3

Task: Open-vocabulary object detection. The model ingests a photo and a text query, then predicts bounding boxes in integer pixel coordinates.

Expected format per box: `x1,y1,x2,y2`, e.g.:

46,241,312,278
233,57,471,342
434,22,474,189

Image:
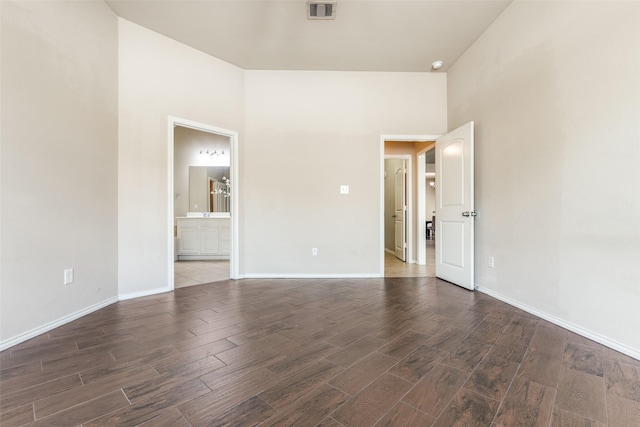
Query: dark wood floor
1,277,639,426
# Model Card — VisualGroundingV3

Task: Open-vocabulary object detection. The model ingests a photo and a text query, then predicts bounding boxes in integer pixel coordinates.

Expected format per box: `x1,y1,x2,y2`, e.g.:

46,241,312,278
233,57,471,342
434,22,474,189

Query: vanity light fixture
199,149,225,157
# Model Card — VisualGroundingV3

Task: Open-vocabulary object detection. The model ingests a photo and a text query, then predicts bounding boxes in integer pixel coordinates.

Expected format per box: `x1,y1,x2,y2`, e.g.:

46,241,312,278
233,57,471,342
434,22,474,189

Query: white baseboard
118,286,172,301
0,296,119,352
476,285,640,361
240,273,383,279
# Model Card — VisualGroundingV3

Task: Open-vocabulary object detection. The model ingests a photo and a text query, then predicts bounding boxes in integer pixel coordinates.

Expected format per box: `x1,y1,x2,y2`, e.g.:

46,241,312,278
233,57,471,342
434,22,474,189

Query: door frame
380,134,440,275
416,143,435,265
168,116,240,287
391,157,408,261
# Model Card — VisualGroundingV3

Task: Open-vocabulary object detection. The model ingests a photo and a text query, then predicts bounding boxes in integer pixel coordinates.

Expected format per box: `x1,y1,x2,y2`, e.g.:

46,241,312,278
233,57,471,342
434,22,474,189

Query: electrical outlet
312,248,318,256
340,185,349,194
64,268,74,285
488,256,495,268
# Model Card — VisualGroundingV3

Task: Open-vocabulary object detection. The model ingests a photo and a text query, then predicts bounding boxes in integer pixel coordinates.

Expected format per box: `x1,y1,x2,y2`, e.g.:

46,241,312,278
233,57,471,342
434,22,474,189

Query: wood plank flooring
1,277,639,426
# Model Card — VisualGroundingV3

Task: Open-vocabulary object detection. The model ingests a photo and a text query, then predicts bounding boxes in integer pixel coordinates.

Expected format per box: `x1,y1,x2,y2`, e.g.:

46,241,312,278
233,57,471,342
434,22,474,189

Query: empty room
1,0,639,425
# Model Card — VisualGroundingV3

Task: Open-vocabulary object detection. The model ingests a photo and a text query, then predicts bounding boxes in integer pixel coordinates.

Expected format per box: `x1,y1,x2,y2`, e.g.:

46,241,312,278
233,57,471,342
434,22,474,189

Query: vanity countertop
179,212,229,219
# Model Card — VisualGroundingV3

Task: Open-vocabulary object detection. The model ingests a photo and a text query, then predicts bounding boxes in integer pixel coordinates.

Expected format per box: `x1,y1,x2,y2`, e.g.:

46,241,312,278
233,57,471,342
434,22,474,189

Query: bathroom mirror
189,166,230,212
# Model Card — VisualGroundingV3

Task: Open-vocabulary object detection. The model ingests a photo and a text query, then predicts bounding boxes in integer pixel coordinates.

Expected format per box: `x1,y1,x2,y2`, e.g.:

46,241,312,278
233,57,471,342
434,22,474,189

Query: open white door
394,163,406,261
435,122,475,290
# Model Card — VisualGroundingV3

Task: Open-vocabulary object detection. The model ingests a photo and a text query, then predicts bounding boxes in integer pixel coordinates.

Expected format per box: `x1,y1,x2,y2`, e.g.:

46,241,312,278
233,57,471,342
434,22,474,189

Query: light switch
340,185,349,194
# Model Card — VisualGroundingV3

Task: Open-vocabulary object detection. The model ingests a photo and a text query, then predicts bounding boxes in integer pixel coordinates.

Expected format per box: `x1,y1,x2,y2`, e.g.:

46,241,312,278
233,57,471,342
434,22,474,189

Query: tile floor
385,240,435,278
174,260,230,288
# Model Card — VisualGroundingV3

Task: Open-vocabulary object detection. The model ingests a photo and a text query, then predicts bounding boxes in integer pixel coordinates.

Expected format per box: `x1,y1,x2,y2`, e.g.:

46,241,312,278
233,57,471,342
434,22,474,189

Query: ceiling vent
307,1,337,20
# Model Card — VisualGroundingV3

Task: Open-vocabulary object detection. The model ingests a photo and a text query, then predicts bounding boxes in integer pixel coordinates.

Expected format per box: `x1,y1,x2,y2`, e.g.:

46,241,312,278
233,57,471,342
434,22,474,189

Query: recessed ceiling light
431,60,444,70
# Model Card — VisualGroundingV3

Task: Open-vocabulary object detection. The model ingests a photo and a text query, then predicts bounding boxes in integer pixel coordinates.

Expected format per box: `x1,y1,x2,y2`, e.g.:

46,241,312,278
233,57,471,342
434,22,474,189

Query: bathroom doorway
168,117,239,289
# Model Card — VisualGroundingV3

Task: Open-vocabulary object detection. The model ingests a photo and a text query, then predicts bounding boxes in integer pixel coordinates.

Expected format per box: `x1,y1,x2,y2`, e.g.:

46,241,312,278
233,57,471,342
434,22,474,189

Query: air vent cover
307,1,337,20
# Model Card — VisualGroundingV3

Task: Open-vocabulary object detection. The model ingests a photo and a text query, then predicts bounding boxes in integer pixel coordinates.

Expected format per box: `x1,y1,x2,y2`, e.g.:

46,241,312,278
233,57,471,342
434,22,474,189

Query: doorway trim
380,135,440,276
168,116,240,287
416,143,436,265
384,154,412,266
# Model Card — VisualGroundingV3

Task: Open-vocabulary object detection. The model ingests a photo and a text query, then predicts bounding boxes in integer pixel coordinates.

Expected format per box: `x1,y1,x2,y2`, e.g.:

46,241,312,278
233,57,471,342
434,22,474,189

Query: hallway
385,239,435,278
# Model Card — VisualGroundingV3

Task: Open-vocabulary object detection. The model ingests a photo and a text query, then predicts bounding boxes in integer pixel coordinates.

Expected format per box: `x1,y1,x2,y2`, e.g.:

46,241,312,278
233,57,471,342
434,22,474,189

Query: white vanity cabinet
177,217,230,260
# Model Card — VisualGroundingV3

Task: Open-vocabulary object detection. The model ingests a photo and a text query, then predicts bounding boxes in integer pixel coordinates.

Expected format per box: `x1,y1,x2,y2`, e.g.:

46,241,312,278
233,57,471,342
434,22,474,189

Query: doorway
168,117,239,290
384,157,408,262
424,147,436,241
380,135,439,277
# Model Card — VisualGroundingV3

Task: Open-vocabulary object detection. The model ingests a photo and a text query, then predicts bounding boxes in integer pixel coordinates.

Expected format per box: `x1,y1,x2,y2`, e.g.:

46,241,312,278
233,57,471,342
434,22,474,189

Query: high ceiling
105,0,512,72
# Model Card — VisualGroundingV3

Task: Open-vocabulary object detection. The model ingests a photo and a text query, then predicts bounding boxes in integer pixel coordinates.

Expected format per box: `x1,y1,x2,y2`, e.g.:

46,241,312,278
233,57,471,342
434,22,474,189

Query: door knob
461,211,477,217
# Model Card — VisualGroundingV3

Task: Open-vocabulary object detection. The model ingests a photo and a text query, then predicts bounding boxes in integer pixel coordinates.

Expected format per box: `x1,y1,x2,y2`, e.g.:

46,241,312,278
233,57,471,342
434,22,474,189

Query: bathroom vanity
176,214,230,260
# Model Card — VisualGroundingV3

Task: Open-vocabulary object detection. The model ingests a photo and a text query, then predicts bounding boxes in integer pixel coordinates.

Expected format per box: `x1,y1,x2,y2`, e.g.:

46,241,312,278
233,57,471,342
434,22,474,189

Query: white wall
118,19,244,297
1,1,118,346
448,1,640,356
243,71,446,275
